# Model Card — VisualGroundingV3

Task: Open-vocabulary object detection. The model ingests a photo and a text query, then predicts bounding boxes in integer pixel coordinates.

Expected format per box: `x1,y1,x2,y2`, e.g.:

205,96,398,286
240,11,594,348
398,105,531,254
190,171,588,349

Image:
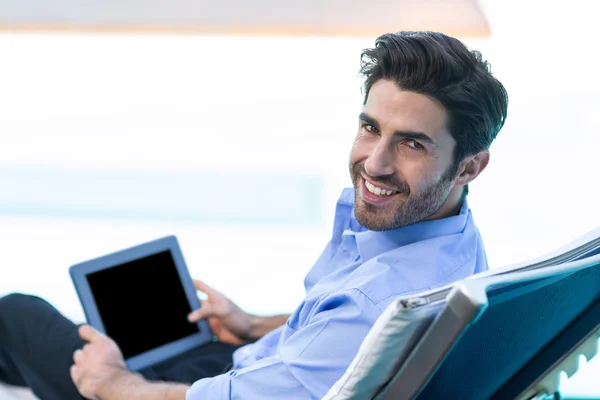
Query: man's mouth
364,179,397,196
359,177,402,206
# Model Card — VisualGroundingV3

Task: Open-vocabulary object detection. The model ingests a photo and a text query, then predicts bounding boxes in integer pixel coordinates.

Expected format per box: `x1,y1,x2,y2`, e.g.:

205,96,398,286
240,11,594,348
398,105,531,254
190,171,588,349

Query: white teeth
365,180,395,196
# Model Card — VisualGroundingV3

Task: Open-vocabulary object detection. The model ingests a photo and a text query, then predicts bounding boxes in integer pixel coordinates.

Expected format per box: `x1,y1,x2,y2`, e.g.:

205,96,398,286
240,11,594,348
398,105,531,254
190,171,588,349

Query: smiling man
353,86,471,230
0,31,508,400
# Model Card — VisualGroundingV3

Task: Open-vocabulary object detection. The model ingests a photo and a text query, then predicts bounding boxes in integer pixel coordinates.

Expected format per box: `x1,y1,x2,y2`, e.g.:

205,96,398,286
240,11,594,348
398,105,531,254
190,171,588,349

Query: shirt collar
346,195,471,263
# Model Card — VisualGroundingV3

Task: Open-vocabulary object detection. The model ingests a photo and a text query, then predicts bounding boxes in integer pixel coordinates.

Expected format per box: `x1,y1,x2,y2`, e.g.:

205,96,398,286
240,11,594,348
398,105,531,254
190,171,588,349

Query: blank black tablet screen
86,250,199,359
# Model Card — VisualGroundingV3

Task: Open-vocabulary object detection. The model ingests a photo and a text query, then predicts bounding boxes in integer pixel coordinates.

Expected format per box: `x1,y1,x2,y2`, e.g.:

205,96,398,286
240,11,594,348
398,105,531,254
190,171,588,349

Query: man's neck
426,188,465,221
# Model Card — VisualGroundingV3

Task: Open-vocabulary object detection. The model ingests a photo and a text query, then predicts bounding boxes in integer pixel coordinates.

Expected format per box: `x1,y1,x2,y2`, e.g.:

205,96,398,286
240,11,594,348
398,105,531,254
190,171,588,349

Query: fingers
78,324,102,343
188,302,212,322
70,364,80,386
73,349,84,364
193,279,216,295
207,318,223,336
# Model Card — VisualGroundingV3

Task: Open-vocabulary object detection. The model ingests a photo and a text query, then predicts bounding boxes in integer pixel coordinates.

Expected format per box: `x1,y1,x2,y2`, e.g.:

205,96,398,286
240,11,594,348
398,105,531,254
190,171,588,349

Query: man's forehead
364,80,451,143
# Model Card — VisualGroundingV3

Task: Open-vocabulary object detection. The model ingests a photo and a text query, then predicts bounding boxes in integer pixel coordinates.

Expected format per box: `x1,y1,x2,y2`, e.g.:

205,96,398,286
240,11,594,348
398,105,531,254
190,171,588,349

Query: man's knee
0,293,47,321
0,292,40,307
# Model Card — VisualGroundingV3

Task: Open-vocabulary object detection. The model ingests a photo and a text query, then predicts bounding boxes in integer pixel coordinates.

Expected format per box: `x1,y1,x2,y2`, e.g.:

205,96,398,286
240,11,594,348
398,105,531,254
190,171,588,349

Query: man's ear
455,150,490,187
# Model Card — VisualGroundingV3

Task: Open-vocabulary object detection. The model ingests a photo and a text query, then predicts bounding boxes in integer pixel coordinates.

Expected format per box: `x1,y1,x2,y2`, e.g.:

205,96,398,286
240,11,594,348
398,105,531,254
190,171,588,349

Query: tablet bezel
69,235,213,371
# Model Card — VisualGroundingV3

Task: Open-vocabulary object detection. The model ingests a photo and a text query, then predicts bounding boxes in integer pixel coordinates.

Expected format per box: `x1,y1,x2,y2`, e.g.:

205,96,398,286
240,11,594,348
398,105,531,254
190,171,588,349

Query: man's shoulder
346,233,484,308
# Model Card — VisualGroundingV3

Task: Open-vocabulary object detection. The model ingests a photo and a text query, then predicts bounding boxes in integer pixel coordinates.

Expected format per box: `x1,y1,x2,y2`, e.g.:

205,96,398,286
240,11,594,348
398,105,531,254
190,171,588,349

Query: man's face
349,79,460,231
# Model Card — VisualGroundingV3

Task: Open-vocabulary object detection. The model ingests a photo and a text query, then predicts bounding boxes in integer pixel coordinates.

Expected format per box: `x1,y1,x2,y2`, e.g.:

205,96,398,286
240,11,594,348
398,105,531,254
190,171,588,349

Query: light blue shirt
187,188,488,399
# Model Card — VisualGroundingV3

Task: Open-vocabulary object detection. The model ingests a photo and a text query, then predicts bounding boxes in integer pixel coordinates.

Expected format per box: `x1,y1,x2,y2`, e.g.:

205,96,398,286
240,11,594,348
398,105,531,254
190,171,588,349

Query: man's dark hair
360,31,508,195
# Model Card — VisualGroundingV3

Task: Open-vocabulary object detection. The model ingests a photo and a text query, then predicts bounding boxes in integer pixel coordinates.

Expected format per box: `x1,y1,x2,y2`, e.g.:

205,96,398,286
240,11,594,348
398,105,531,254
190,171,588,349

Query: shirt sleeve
186,289,380,400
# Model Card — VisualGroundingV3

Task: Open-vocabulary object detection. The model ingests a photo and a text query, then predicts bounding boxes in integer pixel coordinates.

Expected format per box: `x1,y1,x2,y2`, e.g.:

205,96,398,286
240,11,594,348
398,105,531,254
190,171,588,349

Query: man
0,31,508,400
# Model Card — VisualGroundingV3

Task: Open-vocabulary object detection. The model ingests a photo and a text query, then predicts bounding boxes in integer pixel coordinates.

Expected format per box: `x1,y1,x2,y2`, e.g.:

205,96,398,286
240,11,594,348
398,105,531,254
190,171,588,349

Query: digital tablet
69,235,213,371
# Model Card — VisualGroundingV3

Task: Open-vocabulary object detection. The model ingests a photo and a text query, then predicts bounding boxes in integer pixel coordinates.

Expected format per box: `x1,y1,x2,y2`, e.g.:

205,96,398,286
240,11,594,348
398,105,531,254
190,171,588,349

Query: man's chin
354,204,398,231
356,217,396,231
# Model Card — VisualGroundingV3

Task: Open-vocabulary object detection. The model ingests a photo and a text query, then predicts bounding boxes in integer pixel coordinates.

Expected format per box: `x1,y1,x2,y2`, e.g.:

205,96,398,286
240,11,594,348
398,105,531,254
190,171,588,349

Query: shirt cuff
186,371,234,400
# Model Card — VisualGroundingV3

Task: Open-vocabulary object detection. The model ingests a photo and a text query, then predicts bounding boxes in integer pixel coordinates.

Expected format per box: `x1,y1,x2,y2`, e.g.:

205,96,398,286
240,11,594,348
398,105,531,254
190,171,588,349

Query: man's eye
363,124,377,134
406,140,424,150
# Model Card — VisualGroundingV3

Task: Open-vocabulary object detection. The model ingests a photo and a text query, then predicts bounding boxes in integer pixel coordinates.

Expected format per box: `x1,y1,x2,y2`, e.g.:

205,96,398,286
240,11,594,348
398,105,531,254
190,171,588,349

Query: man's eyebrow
359,112,380,130
395,131,435,145
359,112,435,145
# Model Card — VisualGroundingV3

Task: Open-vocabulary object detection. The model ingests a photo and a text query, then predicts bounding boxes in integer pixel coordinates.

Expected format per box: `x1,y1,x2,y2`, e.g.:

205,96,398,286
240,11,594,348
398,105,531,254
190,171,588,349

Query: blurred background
0,0,599,397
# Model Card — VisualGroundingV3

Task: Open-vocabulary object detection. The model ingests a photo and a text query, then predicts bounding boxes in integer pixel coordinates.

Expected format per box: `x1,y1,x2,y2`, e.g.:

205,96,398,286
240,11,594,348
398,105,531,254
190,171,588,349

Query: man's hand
70,325,132,399
188,280,254,345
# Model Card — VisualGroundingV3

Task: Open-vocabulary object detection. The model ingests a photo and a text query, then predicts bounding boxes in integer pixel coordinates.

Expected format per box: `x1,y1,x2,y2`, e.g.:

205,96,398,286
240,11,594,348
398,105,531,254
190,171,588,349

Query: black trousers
0,293,237,400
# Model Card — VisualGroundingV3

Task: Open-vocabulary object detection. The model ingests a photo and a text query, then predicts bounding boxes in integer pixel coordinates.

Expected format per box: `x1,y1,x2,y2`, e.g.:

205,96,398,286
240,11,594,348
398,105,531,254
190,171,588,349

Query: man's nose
364,142,395,177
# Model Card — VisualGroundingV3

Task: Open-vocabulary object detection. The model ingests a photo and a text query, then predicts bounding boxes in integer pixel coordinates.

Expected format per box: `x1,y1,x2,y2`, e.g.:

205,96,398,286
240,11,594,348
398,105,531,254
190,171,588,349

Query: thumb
188,302,213,323
193,279,216,296
78,324,103,343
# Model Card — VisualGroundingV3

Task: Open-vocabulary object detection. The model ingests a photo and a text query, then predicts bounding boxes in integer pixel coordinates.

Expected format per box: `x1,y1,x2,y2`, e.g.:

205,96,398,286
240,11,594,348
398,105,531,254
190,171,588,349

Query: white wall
1,1,599,394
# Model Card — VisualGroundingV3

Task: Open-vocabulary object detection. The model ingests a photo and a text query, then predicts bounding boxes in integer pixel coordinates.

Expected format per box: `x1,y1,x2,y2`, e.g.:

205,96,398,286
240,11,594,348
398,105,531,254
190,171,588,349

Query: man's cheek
404,164,435,188
350,141,372,164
